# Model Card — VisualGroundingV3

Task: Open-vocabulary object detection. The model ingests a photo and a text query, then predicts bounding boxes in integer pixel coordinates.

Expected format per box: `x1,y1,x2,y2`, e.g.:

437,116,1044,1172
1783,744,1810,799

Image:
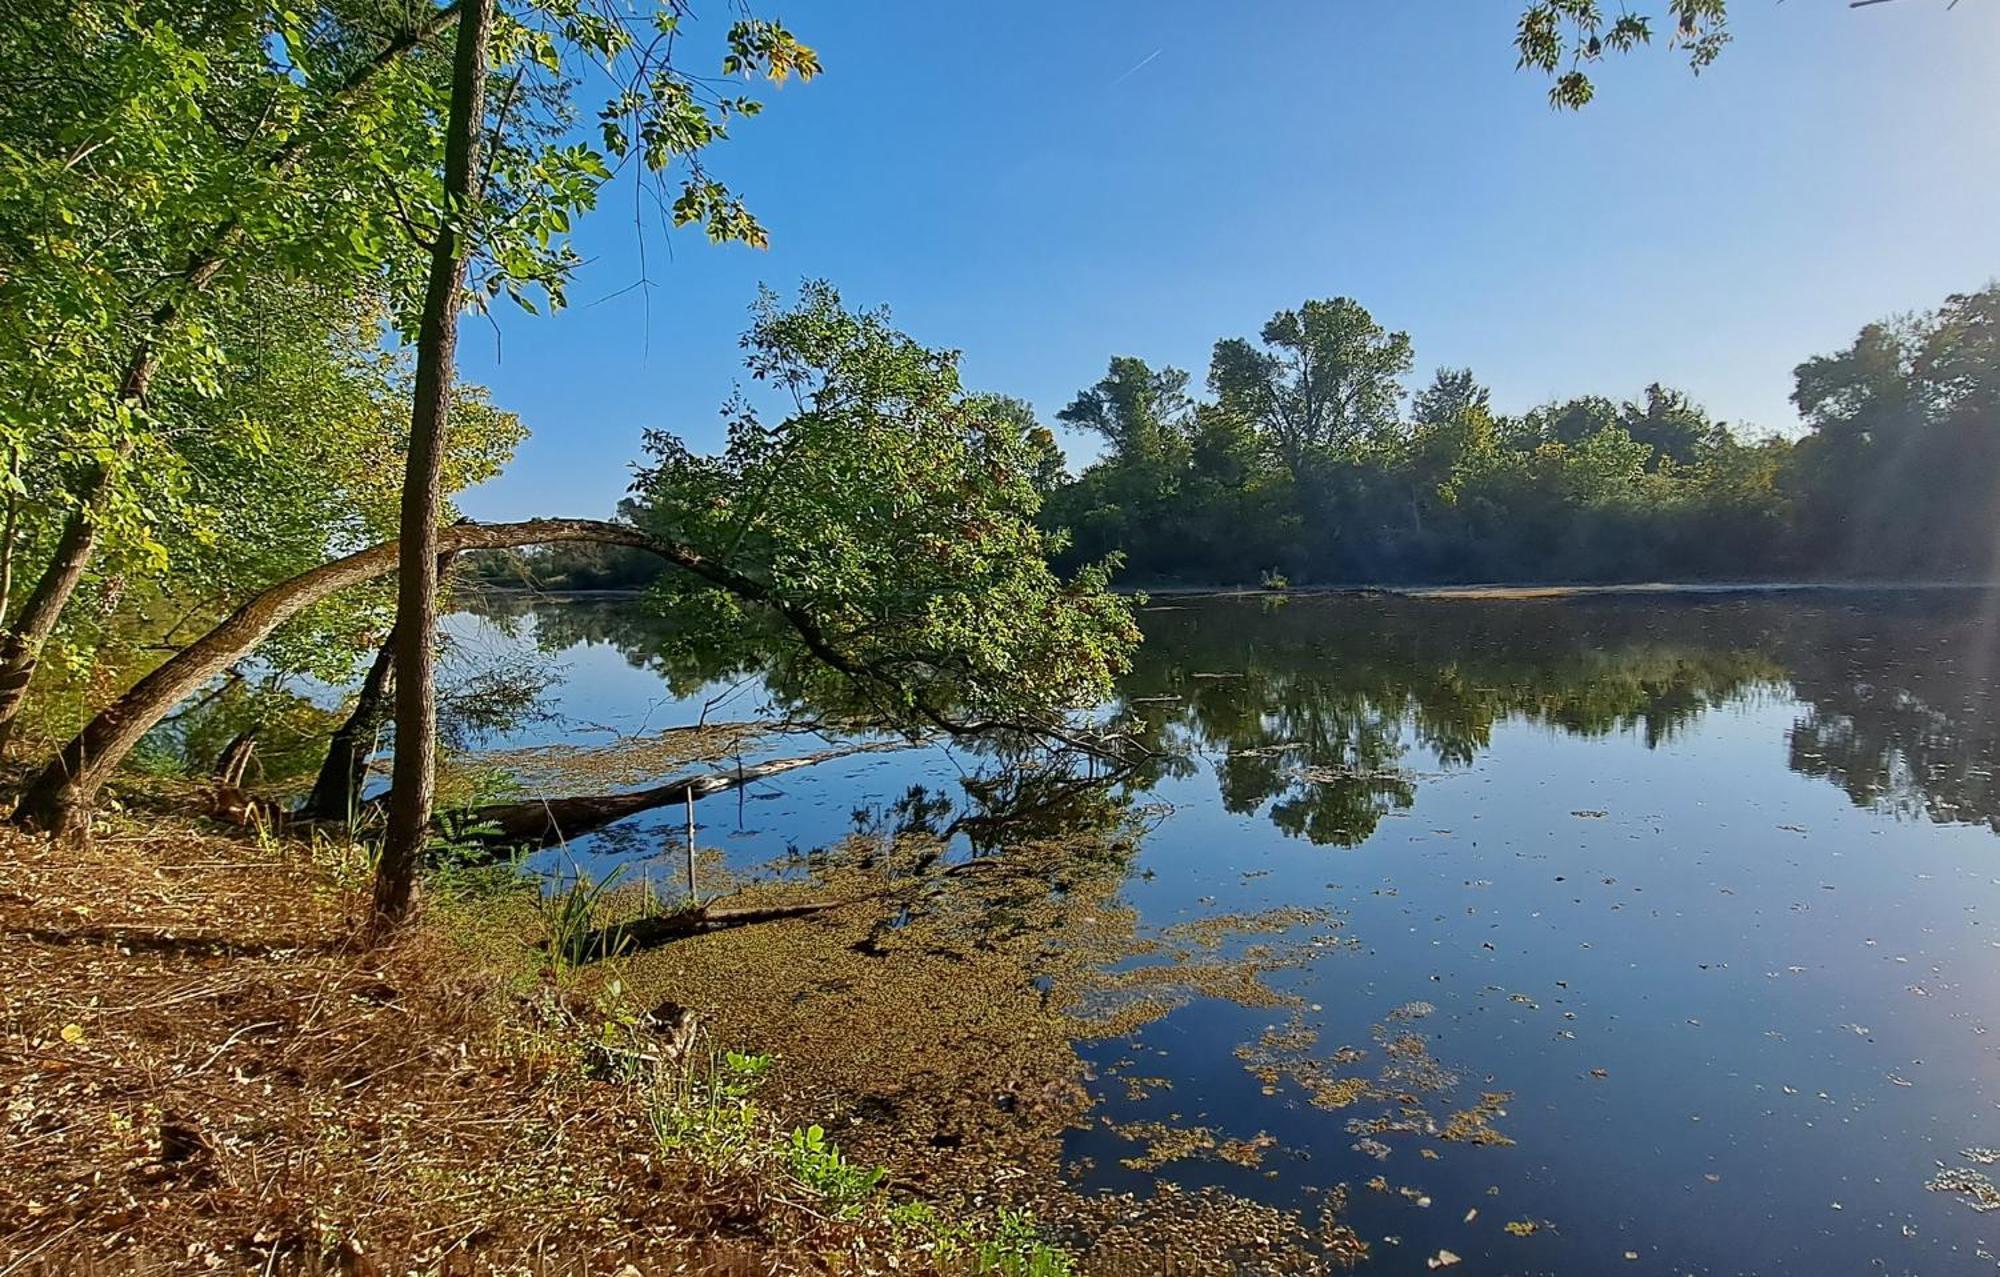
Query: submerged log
459,744,891,847
562,899,844,960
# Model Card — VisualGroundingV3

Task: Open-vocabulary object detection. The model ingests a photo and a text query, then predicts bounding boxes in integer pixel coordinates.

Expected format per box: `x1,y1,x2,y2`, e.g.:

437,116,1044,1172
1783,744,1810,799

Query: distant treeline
1037,283,2000,586
473,282,2000,592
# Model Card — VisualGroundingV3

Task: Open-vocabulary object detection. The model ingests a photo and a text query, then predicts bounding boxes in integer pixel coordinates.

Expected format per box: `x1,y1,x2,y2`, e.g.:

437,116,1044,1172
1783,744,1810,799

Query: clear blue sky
459,0,2000,521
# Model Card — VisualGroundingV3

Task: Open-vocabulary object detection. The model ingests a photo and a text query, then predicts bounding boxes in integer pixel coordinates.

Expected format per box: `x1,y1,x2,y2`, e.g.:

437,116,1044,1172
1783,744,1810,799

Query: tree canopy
1040,283,2000,587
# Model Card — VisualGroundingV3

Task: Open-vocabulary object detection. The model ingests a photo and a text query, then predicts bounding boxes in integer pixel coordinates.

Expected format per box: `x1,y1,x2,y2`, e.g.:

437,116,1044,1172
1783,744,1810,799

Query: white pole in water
685,786,698,906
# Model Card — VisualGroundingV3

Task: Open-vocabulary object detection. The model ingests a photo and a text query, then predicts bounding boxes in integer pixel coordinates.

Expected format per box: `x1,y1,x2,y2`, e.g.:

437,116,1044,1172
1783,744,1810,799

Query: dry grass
0,818,928,1275
0,811,1374,1276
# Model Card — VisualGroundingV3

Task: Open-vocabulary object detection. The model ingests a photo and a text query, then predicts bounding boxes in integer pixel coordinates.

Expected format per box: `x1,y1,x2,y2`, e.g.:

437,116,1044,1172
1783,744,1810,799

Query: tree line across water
1042,283,2000,587
488,280,2000,594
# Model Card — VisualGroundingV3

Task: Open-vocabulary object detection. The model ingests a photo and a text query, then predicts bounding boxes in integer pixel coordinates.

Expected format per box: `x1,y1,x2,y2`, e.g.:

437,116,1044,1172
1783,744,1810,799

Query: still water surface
454,590,2000,1275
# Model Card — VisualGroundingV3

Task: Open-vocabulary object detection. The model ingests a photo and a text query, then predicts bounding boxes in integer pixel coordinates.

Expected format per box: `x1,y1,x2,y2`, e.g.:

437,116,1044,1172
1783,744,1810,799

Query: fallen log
560,899,845,960
460,744,892,847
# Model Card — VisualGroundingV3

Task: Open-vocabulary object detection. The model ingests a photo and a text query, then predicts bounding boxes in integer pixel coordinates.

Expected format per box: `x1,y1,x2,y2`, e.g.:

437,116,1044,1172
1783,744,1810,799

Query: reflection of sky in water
460,592,2000,1274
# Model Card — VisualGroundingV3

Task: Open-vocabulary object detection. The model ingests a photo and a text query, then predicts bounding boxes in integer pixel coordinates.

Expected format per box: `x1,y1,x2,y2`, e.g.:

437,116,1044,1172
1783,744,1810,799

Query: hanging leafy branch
1516,1,1730,108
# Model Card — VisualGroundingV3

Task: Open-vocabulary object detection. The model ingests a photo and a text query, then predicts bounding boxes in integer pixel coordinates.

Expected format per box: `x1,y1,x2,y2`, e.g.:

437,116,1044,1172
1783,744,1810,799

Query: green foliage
884,1201,1076,1275
536,863,624,970
1043,284,2000,586
1516,1,1730,108
1209,296,1414,485
0,0,815,743
1786,283,2000,577
646,1046,775,1170
783,1123,886,1215
629,282,1140,738
424,816,532,903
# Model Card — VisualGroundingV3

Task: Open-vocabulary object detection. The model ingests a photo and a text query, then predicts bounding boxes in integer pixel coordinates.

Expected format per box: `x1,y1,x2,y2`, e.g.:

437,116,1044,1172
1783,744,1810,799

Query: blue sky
459,0,2000,521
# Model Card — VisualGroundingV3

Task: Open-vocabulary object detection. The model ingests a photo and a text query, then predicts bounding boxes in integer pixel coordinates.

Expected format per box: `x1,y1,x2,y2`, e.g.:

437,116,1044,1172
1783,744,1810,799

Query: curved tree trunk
8,518,730,841
299,627,397,823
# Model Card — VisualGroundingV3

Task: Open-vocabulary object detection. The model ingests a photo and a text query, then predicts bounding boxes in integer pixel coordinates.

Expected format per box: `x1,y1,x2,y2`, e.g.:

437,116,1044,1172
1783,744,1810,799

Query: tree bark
9,520,674,839
0,4,467,755
0,367,146,756
373,0,495,930
0,445,21,627
299,626,397,823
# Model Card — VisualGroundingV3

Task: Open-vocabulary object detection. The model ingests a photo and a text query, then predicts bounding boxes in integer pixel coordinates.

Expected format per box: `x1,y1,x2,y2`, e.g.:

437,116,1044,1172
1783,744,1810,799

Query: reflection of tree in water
1110,597,1788,845
465,590,760,699
1780,595,2000,832
465,589,2000,845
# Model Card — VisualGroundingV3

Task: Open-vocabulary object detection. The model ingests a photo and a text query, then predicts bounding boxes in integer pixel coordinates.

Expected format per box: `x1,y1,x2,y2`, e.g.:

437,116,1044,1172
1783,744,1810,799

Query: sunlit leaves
628,283,1137,737
1516,0,1729,108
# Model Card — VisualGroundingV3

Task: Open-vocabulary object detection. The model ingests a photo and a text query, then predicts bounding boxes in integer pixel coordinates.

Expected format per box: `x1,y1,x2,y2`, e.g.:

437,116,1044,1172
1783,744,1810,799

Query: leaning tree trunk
7,518,727,842
373,0,496,930
299,626,397,823
0,4,467,757
0,385,146,756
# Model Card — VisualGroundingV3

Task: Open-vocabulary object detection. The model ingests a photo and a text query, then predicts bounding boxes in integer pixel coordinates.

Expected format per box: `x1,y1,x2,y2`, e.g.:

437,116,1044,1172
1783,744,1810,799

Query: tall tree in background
1057,357,1194,464
1789,284,2000,577
1209,298,1414,488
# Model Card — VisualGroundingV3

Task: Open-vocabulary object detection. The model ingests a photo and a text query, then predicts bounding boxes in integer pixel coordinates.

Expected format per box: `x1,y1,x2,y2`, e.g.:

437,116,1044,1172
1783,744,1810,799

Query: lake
453,588,2000,1274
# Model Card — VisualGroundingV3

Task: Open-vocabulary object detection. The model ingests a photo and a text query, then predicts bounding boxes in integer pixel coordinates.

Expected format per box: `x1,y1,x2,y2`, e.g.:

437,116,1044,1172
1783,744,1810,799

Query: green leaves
1209,296,1414,483
1516,1,1729,108
629,283,1139,741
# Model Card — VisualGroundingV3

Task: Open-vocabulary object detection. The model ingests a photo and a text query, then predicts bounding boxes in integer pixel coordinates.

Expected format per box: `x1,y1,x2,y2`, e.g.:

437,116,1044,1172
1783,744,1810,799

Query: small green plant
537,863,625,970
427,816,533,901
784,1123,885,1215
975,1207,1075,1276
646,1046,774,1170
1258,568,1290,591
884,1202,1074,1274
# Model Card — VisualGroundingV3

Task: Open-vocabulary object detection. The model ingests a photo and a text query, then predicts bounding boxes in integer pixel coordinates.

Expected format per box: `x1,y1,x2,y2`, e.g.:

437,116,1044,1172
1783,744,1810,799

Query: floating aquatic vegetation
485,721,766,793
1929,1164,2000,1212
1109,1119,1220,1171
1441,1095,1517,1147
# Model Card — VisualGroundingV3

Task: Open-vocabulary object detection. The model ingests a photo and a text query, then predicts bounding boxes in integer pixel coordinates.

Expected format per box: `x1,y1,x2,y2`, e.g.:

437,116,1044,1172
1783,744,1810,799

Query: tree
356,3,819,925
1411,367,1492,431
1208,297,1414,486
0,0,470,751
1789,284,2000,576
373,0,497,927
1057,357,1194,464
1621,383,1721,466
13,289,1139,850
628,283,1138,742
1515,1,1730,109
